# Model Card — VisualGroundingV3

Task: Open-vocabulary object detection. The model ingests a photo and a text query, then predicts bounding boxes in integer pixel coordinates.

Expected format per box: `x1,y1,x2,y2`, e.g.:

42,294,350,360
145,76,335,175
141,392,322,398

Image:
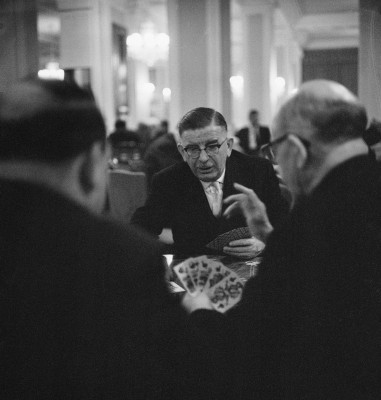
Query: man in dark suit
185,80,381,399
0,78,230,400
235,109,270,156
132,107,288,259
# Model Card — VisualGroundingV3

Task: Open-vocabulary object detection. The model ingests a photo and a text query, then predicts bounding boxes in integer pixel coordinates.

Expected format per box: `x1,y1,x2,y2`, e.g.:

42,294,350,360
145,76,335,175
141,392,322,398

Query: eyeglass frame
180,137,229,159
260,133,310,162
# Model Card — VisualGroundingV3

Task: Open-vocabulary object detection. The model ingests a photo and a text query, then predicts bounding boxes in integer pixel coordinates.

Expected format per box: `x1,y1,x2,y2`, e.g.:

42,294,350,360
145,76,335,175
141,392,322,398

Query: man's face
249,112,259,127
178,124,233,182
272,130,302,199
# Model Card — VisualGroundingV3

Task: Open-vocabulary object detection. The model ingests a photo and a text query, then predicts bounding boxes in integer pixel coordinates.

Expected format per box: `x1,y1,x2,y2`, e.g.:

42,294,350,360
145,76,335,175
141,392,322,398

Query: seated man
0,78,230,400
132,107,288,259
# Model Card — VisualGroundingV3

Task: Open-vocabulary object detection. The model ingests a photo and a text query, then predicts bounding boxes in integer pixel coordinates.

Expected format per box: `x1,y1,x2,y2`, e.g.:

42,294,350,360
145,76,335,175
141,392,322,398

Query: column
239,0,277,125
274,9,302,112
57,0,129,131
167,0,232,131
359,0,381,120
0,0,38,91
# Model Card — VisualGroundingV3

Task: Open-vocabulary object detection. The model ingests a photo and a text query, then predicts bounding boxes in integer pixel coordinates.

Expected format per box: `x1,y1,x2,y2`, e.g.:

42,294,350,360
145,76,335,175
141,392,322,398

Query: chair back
108,169,147,224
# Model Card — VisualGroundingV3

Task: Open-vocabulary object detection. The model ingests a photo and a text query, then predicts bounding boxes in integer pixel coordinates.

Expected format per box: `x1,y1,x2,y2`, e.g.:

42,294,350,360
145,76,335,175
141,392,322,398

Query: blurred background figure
108,119,141,164
235,109,270,157
150,119,170,142
144,120,183,189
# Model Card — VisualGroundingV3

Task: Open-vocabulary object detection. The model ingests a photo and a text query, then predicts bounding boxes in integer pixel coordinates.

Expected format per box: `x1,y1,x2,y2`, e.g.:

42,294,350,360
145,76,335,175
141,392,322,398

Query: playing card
205,261,232,290
187,258,201,290
207,272,244,313
173,260,199,296
206,227,252,251
195,256,214,292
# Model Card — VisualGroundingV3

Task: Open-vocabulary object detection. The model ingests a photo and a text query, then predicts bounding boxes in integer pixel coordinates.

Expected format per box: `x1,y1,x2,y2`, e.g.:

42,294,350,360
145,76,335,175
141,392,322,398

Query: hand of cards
174,256,244,313
206,227,252,252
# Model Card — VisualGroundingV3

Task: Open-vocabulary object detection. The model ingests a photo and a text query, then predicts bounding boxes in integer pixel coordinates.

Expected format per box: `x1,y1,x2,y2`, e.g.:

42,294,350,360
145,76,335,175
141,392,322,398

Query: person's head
177,107,233,182
271,79,368,197
115,119,126,130
0,77,108,212
160,119,169,132
249,109,259,127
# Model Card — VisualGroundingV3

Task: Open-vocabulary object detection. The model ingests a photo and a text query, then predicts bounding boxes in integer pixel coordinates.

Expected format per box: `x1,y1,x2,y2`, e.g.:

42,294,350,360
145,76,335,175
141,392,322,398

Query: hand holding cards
174,256,244,313
206,227,252,252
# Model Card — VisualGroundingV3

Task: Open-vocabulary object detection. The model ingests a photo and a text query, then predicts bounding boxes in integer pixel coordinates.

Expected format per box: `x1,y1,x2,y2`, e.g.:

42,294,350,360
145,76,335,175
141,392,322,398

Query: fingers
222,201,239,219
233,183,260,202
222,247,257,260
181,292,214,313
223,193,248,219
227,238,253,246
223,193,245,206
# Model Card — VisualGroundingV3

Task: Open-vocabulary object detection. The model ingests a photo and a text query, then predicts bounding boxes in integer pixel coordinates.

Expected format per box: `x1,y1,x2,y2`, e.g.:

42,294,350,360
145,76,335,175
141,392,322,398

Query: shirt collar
200,169,225,190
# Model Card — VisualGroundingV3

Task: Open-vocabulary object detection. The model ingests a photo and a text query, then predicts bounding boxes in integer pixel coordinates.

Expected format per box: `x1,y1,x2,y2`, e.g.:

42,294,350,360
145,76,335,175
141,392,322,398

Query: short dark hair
115,119,126,129
0,77,106,162
177,107,227,136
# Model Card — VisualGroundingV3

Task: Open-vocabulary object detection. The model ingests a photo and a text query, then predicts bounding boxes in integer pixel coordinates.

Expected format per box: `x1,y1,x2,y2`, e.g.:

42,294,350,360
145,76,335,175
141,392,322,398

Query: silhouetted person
236,109,270,156
0,77,230,400
108,119,140,162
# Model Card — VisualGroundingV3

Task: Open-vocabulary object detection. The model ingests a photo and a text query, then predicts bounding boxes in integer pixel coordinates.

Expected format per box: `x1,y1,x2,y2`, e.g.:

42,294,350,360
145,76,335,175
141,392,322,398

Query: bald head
273,80,367,144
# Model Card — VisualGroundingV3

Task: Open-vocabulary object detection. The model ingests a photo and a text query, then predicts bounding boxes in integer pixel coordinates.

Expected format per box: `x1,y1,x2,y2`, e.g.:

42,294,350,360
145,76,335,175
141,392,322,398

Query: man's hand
223,183,273,243
371,142,381,161
181,291,214,314
223,237,265,260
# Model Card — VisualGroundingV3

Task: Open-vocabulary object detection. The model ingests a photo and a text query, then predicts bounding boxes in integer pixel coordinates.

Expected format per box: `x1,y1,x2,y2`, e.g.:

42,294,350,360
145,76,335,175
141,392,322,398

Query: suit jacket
132,150,288,257
228,155,381,399
0,180,231,400
236,125,271,156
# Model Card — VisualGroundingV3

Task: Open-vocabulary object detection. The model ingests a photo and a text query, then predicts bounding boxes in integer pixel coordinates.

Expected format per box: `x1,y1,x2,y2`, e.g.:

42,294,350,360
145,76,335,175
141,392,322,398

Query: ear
226,137,234,157
288,134,307,169
79,141,107,195
177,143,188,162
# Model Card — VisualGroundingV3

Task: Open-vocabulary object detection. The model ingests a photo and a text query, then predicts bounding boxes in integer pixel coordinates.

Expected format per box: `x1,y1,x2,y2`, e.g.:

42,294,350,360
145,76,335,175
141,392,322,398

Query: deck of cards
206,227,252,252
173,256,244,313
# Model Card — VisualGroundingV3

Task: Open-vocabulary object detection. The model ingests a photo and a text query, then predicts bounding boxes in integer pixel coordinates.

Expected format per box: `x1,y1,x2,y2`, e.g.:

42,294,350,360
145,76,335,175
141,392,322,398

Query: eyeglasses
260,134,310,162
182,138,228,159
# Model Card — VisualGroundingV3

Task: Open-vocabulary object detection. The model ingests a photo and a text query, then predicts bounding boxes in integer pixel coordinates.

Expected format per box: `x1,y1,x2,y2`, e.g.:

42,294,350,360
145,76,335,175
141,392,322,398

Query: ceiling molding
277,0,303,26
296,11,358,31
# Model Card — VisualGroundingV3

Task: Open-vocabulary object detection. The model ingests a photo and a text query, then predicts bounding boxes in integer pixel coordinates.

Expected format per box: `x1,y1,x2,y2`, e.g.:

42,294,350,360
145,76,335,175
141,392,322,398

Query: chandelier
126,22,170,67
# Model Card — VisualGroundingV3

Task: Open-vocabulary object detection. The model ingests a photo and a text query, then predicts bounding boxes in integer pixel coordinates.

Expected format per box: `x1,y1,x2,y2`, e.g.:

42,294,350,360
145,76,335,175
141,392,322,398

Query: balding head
0,77,109,213
273,80,367,145
271,80,369,199
0,77,106,162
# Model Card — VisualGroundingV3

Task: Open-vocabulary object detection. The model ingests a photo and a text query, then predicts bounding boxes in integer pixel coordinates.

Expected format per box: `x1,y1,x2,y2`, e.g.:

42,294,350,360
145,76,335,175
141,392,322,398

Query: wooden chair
107,169,147,224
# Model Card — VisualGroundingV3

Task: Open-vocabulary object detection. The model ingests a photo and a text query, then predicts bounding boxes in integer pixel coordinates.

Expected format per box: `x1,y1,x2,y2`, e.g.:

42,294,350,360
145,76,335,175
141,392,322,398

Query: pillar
359,0,381,120
57,0,129,132
167,0,232,132
0,0,38,91
239,0,277,126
